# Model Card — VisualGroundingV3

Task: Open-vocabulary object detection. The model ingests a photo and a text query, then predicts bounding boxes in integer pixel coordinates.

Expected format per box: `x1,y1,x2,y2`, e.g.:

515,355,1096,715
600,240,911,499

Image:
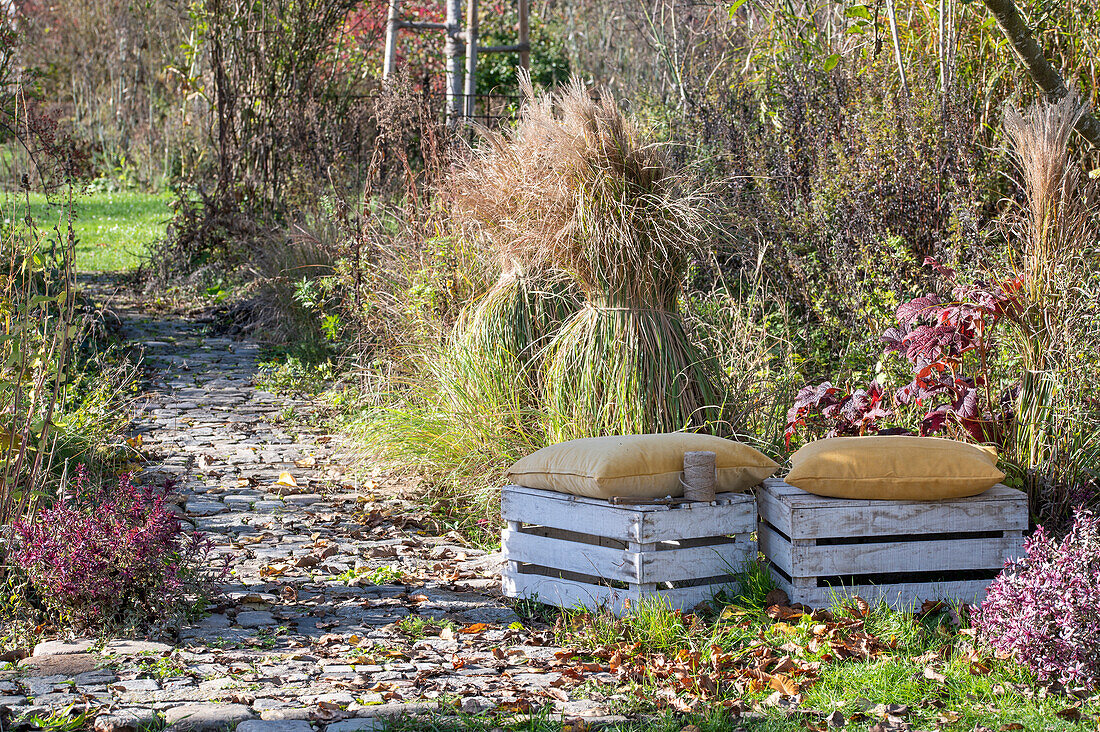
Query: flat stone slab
236,722,313,732
185,500,227,516
323,721,386,732
104,640,174,655
20,653,100,677
94,708,157,732
235,611,276,628
164,703,255,731
32,639,94,657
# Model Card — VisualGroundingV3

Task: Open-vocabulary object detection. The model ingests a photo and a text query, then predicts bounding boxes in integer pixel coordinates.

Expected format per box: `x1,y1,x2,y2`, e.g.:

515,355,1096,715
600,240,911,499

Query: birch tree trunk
982,0,1100,148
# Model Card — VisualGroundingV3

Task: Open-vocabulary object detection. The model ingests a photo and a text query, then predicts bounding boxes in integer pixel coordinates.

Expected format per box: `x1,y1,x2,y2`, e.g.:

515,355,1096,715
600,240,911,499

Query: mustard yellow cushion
785,436,1004,500
506,433,778,500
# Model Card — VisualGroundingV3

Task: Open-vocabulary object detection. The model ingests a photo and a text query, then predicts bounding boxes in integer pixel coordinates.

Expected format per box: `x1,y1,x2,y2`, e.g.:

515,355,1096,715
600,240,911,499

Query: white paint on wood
803,536,1025,576
503,529,753,586
637,538,752,585
502,485,754,543
769,570,995,608
637,497,754,542
757,522,792,576
502,528,638,583
759,480,1027,539
502,487,640,540
503,567,736,615
756,479,1028,608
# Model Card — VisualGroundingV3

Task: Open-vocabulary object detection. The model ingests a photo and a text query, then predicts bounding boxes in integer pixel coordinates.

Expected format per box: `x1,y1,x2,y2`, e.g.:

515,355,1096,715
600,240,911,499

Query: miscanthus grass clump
450,74,725,440
455,266,580,394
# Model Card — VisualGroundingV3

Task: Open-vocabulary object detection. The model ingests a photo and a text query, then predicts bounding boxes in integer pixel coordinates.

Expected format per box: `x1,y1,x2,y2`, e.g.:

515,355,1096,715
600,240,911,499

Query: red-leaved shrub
11,467,222,628
974,510,1100,688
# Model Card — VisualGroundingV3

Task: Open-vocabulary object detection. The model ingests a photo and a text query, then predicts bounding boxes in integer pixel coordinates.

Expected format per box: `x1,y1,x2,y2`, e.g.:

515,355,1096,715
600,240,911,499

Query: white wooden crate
757,478,1027,608
501,484,756,614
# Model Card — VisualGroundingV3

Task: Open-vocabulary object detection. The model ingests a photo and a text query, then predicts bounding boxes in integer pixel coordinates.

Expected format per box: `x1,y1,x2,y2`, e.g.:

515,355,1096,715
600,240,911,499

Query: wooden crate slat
638,537,753,584
651,583,736,610
803,536,1024,576
501,528,638,583
502,487,641,541
503,567,737,614
761,479,1027,540
769,572,995,609
757,522,793,577
502,567,638,613
637,492,756,542
756,483,794,538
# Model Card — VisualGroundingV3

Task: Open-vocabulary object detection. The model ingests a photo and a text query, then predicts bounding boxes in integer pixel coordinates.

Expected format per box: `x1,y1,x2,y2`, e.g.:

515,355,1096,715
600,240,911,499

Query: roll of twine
682,450,717,502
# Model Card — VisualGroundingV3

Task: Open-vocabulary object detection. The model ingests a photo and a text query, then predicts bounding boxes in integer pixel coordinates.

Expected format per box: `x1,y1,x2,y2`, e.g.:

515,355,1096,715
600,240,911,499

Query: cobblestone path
6,283,622,731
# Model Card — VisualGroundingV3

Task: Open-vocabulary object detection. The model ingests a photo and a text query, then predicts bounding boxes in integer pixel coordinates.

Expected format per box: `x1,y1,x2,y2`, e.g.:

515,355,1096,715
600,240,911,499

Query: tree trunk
982,0,1100,148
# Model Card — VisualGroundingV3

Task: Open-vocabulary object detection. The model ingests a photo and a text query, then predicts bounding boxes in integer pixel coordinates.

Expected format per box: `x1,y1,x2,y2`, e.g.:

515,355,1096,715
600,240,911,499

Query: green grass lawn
16,190,172,272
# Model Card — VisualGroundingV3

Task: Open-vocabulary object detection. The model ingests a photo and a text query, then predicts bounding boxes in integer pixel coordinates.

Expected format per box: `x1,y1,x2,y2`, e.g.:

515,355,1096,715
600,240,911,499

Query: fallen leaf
969,661,991,675
826,710,846,727
998,724,1023,731
275,471,298,487
459,623,489,634
922,666,946,683
769,673,800,696
1056,707,1082,722
295,456,317,468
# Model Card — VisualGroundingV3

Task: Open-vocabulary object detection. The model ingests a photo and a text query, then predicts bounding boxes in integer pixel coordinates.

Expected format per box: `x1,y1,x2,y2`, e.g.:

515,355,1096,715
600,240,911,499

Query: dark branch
982,0,1100,149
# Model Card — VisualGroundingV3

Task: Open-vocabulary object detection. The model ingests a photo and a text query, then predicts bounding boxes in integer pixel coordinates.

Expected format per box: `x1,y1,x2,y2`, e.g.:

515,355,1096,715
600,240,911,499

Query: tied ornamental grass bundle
450,74,724,441
455,266,580,392
537,80,723,440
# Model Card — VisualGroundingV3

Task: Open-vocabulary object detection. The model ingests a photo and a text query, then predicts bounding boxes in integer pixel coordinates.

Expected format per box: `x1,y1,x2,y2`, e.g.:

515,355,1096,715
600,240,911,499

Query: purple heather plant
10,466,222,629
974,509,1100,688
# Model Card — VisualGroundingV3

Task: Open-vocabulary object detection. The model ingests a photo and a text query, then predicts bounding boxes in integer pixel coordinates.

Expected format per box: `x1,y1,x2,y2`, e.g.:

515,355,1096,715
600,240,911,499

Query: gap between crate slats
502,485,755,543
503,527,751,586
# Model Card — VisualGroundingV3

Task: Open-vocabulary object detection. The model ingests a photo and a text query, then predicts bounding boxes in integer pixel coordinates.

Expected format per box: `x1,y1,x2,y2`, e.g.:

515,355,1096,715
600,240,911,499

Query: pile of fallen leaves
552,592,885,712
539,590,1023,728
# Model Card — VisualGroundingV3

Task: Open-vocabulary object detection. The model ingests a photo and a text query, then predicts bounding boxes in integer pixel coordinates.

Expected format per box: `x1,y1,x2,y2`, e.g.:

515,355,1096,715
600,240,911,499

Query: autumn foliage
786,258,1023,448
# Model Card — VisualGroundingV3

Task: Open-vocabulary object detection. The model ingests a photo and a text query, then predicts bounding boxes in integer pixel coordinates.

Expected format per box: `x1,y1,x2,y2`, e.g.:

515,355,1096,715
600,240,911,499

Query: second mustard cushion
785,435,1004,500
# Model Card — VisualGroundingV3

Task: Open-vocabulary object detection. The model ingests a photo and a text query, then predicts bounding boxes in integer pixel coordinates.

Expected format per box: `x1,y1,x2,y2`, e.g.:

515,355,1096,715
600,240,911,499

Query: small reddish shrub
974,510,1100,688
785,257,1023,447
11,467,222,629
